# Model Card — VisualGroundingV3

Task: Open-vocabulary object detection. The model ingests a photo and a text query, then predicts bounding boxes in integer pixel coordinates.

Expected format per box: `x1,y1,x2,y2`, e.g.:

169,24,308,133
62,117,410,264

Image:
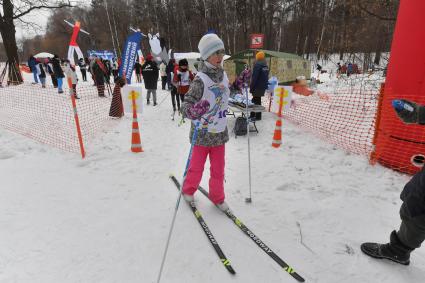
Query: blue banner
87,50,115,61
119,32,143,83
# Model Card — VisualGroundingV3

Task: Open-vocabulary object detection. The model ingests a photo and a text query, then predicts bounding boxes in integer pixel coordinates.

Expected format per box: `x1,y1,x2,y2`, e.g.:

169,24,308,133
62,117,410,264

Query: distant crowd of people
27,54,120,98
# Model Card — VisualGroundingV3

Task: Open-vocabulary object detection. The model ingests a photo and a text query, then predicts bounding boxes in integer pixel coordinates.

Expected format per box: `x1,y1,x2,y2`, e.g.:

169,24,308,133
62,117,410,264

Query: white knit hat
198,33,225,60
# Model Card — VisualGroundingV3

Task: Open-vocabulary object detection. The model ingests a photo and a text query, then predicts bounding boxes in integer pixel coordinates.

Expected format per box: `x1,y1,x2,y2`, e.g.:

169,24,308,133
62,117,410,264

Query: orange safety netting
263,75,383,162
0,83,117,155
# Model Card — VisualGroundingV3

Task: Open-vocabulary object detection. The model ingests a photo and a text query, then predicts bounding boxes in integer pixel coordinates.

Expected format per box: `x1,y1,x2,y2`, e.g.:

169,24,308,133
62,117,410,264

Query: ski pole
157,120,201,283
244,84,253,203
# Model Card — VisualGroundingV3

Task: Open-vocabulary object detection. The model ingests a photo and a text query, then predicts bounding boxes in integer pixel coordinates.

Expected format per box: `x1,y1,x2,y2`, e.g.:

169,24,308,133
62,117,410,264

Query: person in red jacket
173,59,194,105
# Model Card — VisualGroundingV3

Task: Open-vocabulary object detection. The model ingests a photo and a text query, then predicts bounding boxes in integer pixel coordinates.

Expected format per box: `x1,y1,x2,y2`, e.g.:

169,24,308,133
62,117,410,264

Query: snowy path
1,85,424,283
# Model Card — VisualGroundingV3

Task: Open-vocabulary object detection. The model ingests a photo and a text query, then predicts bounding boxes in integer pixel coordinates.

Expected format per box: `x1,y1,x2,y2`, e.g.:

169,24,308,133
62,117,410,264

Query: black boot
361,231,414,265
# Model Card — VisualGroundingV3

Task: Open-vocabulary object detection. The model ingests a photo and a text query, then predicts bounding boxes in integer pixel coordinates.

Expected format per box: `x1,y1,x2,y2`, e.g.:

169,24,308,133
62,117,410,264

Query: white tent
34,52,54,59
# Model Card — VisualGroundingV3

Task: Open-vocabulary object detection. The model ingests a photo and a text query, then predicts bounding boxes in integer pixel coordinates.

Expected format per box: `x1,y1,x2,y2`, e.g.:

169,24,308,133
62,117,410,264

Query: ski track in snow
0,73,424,283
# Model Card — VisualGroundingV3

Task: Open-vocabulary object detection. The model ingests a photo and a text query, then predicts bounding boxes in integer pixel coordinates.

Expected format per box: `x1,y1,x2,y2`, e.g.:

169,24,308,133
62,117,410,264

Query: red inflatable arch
371,0,425,174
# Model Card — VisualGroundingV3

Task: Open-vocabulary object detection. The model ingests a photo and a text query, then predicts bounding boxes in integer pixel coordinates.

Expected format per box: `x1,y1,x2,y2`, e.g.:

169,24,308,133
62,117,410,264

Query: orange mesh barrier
0,83,118,156
371,85,425,174
277,76,383,156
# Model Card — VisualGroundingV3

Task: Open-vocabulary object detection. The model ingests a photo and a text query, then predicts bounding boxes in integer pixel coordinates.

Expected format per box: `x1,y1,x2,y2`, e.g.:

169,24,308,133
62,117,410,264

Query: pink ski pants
182,144,225,204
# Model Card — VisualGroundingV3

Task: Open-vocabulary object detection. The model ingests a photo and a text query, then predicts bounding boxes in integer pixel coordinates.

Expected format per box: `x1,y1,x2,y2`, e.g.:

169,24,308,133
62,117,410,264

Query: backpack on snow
234,117,248,137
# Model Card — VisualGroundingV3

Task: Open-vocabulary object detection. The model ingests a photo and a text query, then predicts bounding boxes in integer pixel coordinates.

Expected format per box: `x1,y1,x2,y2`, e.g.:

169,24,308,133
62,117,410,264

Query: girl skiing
180,33,230,211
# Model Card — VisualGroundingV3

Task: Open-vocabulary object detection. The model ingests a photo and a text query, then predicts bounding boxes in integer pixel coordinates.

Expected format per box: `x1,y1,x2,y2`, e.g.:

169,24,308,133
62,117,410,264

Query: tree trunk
0,22,23,83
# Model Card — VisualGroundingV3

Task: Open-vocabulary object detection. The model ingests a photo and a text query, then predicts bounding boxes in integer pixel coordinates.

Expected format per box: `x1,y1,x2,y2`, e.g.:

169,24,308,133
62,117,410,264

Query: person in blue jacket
27,55,39,84
249,51,269,120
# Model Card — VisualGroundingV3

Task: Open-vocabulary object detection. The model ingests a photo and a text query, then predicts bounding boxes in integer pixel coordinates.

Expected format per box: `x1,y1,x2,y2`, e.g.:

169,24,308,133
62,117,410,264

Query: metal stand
244,84,252,203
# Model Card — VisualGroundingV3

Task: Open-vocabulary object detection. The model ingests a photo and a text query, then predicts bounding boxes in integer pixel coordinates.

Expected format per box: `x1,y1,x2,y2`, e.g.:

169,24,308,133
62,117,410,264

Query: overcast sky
14,0,90,40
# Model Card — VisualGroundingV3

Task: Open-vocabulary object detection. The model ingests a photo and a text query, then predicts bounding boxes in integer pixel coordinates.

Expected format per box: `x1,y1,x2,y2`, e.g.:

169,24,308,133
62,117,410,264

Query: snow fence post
68,77,86,158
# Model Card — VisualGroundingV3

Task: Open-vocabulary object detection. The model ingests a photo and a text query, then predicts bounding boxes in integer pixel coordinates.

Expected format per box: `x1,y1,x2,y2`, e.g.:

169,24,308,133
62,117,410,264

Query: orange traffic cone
130,90,143,152
272,118,282,148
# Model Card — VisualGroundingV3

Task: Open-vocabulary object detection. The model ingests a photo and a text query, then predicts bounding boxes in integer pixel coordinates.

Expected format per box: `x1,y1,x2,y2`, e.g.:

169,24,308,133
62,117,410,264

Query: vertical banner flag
119,32,143,83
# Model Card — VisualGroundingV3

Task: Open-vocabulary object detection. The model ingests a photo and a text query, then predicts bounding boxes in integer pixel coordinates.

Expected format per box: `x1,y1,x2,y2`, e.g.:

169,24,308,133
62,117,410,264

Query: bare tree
0,0,73,83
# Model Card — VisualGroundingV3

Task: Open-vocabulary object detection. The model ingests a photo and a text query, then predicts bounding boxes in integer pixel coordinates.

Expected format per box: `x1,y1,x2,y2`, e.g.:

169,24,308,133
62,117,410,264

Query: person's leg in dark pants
250,96,262,120
161,76,167,90
397,208,425,252
179,93,185,104
171,86,179,111
81,69,87,81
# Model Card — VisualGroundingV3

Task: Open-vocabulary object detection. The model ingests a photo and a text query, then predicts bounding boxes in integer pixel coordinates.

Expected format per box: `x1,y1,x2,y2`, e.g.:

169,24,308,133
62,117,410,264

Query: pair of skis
170,175,305,282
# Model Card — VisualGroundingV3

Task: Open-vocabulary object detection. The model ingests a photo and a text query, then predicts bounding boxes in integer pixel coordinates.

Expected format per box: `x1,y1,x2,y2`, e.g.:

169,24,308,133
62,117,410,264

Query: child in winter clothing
173,59,194,103
180,33,230,211
169,60,180,112
63,60,79,99
361,99,425,265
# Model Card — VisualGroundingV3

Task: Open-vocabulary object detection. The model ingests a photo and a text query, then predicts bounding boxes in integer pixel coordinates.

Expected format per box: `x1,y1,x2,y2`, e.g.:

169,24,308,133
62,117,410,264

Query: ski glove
392,99,425,125
186,100,210,120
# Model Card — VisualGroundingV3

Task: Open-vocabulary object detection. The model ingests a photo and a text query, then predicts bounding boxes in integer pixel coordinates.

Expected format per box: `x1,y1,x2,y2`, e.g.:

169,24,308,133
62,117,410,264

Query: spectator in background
249,51,269,121
112,58,119,80
78,58,87,82
347,62,353,77
336,62,342,78
160,62,167,90
28,55,39,84
166,59,175,91
316,63,322,72
103,59,112,84
36,60,46,88
92,58,107,97
63,60,79,99
134,61,142,83
50,55,65,93
46,59,57,87
238,64,251,90
141,54,159,106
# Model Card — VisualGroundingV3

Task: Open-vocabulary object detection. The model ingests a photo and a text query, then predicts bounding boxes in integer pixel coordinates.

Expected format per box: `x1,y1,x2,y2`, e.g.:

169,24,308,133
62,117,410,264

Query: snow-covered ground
1,70,424,283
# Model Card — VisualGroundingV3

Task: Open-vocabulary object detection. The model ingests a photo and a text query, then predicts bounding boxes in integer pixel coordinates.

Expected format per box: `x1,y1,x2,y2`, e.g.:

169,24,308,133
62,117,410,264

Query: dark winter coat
141,60,159,90
50,58,64,78
166,60,175,75
28,56,37,72
92,60,106,84
37,63,46,78
250,60,269,95
78,60,87,70
400,166,425,218
134,62,142,74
